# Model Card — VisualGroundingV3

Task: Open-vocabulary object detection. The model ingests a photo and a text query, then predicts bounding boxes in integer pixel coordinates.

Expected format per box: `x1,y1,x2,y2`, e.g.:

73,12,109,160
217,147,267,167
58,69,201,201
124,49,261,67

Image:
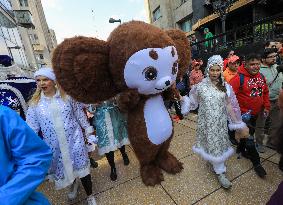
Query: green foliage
254,23,273,35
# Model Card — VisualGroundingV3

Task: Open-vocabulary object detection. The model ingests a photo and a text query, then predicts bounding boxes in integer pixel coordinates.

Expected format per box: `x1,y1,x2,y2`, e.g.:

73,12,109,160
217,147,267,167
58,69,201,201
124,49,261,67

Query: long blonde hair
29,83,67,106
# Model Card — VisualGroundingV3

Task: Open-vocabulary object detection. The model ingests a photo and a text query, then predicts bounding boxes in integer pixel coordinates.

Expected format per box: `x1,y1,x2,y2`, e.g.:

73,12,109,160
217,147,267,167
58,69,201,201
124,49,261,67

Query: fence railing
191,12,283,59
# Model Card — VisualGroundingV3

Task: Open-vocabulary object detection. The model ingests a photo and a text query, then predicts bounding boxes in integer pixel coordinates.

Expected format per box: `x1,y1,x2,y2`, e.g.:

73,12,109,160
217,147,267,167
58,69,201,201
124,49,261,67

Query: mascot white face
124,46,178,95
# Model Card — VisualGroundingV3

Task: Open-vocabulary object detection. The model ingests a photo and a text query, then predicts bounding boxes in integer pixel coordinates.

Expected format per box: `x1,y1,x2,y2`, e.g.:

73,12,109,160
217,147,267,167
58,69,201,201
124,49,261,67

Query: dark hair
274,38,283,44
216,76,227,93
262,48,278,59
264,40,271,48
239,55,245,62
245,53,261,62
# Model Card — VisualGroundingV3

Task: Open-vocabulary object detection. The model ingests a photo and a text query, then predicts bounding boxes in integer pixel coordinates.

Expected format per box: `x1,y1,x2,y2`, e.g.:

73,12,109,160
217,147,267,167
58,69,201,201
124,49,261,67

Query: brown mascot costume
52,21,190,186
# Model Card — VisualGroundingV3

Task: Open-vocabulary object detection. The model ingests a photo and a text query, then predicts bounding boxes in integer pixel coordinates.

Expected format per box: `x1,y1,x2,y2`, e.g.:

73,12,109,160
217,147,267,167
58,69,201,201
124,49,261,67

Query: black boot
110,167,117,181
254,164,267,178
105,151,117,181
236,139,246,156
122,153,130,166
119,145,130,166
244,138,267,178
89,158,98,168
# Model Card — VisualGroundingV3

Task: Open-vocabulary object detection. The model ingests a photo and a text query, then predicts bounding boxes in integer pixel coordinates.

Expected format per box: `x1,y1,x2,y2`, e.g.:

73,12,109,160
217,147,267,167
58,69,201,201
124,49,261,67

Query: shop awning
192,0,255,31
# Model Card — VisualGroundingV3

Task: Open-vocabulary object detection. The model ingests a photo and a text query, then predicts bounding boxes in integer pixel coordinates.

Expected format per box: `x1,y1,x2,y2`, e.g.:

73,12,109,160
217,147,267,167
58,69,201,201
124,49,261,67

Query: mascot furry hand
52,21,190,186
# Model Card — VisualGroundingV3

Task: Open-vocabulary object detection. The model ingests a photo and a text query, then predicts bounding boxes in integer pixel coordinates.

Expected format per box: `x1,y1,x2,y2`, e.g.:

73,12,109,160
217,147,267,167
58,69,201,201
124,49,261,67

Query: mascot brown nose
165,80,170,86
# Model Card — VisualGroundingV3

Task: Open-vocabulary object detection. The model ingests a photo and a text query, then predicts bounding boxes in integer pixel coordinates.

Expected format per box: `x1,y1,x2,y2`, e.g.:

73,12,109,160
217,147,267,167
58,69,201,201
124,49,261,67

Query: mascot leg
129,136,164,186
126,102,166,186
156,136,183,173
140,163,164,186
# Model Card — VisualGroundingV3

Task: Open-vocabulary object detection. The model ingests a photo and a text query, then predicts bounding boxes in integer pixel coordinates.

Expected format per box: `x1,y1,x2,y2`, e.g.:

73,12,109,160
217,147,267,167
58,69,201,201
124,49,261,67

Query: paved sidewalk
38,113,283,205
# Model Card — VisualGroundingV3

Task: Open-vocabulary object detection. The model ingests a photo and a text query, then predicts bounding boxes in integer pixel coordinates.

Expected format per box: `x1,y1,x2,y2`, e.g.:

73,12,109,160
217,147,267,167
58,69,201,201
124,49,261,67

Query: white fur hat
206,55,225,86
206,55,223,73
34,67,56,81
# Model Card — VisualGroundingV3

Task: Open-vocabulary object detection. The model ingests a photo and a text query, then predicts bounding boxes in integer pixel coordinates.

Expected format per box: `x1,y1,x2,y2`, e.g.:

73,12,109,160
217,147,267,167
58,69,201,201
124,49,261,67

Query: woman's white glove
87,135,98,152
181,95,190,115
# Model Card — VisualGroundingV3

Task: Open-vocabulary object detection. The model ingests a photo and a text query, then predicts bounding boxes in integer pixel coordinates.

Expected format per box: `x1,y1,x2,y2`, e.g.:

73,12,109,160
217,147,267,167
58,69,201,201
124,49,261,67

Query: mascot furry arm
52,21,190,186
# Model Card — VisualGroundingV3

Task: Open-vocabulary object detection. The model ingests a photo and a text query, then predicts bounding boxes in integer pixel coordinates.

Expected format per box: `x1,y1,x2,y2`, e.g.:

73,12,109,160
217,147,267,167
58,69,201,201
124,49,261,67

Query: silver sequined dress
187,78,245,163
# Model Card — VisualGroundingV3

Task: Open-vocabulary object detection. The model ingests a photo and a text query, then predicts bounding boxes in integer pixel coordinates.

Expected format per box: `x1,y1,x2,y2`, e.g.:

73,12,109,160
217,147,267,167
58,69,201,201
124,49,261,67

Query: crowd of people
180,38,283,191
1,37,283,205
0,64,130,204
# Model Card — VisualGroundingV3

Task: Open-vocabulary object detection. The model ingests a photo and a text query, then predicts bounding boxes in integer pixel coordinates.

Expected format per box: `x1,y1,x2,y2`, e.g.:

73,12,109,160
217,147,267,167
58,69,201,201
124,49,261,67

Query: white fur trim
181,95,190,115
1,78,35,83
88,135,98,144
105,111,115,147
47,164,90,190
34,68,55,81
0,83,28,114
49,98,76,188
87,144,96,152
228,121,246,131
85,126,94,136
87,135,98,152
192,145,234,164
98,137,130,156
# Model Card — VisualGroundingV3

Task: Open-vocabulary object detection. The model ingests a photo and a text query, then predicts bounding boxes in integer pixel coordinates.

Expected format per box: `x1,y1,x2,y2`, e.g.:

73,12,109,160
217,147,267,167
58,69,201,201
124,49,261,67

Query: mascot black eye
144,66,157,81
172,61,178,75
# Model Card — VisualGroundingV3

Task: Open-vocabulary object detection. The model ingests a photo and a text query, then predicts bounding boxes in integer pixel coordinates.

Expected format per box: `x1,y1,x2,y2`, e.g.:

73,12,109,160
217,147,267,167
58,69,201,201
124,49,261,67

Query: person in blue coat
0,106,52,205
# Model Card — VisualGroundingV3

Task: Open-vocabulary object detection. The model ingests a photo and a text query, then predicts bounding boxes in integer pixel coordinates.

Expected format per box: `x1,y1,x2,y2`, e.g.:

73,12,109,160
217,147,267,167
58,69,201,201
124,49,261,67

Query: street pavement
38,113,283,205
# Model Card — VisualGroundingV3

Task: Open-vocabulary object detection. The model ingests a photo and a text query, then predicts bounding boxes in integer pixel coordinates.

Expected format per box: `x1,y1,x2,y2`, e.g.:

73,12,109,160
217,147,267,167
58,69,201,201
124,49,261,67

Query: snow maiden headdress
206,55,225,86
34,68,56,81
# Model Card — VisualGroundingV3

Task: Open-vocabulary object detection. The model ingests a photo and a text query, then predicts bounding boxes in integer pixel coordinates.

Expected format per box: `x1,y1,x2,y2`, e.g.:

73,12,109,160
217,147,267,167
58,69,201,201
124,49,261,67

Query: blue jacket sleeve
0,107,52,205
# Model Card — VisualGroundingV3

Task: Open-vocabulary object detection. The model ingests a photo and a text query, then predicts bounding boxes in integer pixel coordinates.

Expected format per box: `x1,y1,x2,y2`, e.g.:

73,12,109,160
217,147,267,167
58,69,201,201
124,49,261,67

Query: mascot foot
141,164,164,186
158,152,183,174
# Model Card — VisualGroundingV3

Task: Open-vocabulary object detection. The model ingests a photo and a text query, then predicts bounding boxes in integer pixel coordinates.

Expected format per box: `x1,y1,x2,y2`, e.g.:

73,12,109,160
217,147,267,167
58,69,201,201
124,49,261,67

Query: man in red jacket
229,53,270,178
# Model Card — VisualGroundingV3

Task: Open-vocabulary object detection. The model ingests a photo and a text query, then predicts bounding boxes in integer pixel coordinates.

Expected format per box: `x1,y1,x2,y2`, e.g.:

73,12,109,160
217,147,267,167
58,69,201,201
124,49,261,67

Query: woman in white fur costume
181,55,249,189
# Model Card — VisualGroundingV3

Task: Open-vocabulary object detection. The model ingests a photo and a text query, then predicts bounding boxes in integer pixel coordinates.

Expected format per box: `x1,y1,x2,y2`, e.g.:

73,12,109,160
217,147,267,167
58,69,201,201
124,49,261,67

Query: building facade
10,0,56,68
49,28,57,49
0,0,30,71
146,0,194,34
146,0,283,40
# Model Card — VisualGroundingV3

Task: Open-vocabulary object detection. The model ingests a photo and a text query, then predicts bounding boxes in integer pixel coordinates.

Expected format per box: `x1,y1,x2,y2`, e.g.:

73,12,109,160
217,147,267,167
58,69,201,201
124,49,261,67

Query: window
180,0,187,4
19,0,28,7
28,34,34,41
179,18,192,32
39,54,44,59
153,6,161,22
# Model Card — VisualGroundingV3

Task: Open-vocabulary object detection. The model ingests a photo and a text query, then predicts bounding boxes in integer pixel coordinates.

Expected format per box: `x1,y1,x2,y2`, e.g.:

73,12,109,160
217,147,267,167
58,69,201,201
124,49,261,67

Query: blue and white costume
26,93,94,189
0,106,52,205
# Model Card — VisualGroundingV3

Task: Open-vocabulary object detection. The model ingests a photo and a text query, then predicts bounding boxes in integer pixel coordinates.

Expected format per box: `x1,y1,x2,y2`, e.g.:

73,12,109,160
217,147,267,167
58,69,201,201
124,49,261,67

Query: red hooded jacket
229,65,270,116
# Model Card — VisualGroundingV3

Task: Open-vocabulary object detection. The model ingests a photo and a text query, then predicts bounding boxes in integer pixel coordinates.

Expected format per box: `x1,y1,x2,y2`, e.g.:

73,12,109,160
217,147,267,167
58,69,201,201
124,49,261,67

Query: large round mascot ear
52,36,119,103
165,29,191,79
